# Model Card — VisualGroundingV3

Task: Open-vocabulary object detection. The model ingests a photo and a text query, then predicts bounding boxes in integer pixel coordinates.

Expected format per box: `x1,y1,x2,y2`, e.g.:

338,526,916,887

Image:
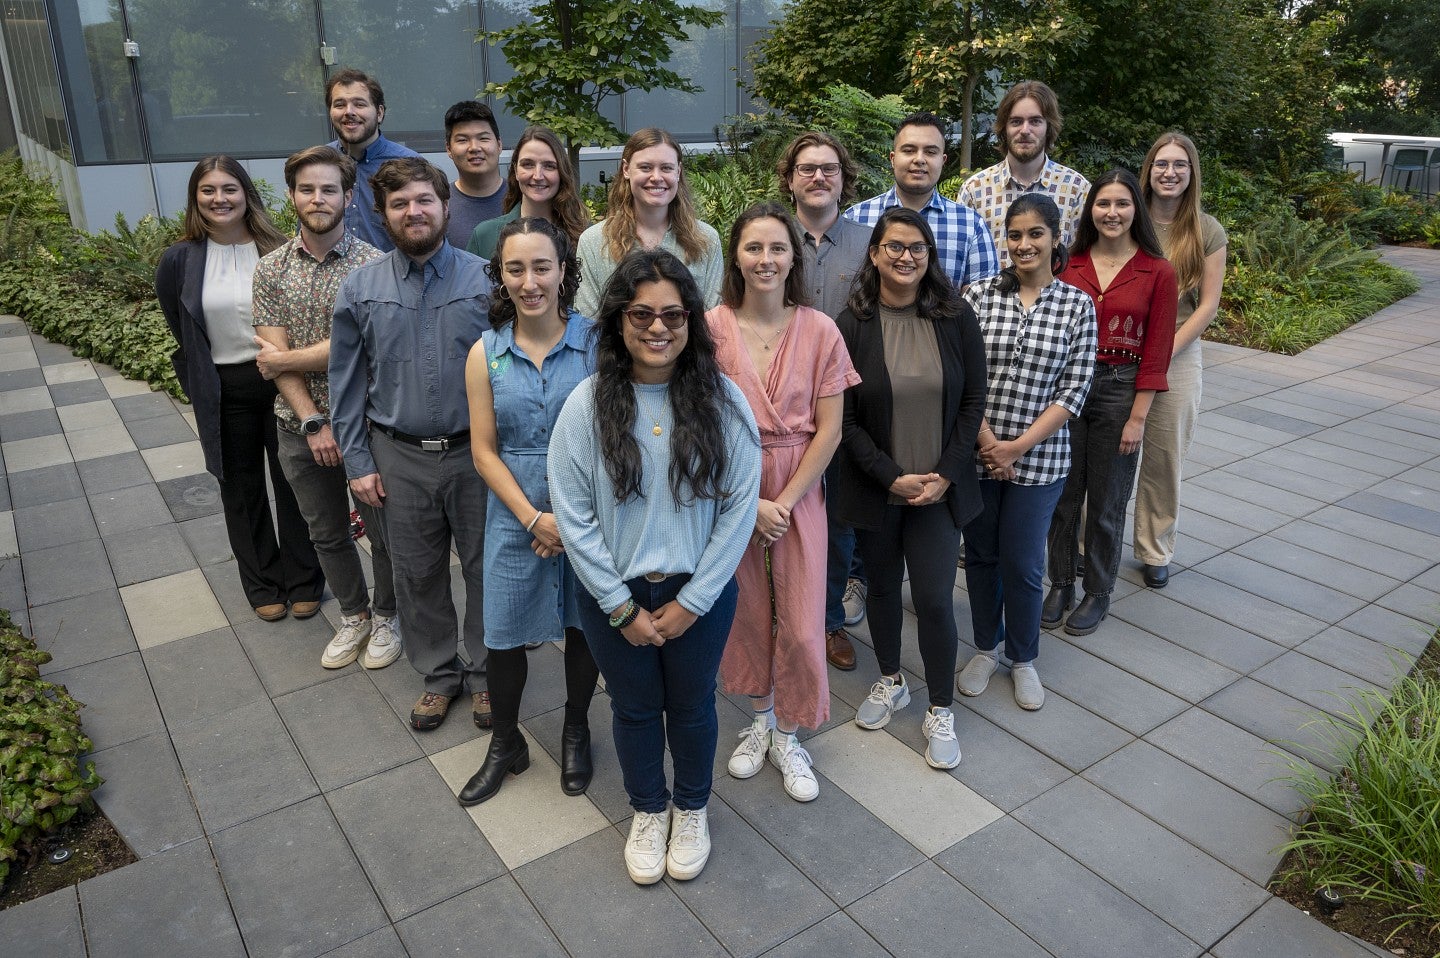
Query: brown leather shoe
410,691,454,731
826,629,857,671
290,600,322,619
472,690,493,729
254,603,287,622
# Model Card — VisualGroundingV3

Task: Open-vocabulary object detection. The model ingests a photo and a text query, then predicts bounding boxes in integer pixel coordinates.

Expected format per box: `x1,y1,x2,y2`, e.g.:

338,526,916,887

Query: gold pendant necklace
638,390,664,437
739,315,788,351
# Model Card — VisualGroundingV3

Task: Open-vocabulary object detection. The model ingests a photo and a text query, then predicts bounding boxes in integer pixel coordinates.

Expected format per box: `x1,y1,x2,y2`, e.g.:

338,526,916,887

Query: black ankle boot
1040,584,1074,629
1064,593,1109,636
458,732,529,806
560,723,593,796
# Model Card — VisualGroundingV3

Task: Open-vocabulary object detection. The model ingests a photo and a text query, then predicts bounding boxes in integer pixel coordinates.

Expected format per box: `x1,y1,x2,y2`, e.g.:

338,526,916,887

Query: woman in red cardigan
1043,169,1177,636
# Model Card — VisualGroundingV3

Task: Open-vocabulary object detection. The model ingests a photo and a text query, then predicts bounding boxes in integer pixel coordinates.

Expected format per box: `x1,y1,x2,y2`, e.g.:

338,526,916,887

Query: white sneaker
727,715,773,779
768,734,819,802
922,707,962,769
957,652,999,697
624,808,670,885
855,675,910,729
842,577,867,626
666,807,711,880
1012,663,1045,711
321,613,372,669
361,613,402,669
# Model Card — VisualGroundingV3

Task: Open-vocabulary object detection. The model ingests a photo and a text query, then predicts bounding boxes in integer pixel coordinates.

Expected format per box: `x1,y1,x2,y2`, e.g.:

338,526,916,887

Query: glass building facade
0,0,784,229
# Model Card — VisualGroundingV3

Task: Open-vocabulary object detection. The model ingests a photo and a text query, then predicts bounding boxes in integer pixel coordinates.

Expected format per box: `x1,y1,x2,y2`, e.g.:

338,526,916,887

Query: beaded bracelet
608,598,640,629
525,510,543,533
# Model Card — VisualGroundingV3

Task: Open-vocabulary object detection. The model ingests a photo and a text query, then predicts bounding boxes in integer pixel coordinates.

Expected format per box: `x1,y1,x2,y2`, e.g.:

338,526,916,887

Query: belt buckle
644,571,666,583
421,438,447,451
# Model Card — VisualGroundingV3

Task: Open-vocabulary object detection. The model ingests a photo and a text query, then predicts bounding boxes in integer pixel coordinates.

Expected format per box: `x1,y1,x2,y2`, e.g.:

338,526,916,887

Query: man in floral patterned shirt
252,145,403,671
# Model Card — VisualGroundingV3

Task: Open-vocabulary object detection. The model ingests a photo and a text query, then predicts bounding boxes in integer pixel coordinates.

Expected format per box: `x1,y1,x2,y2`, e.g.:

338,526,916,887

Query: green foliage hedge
0,608,103,887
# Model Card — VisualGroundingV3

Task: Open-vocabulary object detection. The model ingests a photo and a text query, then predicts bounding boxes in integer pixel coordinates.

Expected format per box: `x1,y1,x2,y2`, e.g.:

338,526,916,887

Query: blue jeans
1048,362,1141,597
823,461,866,632
965,477,1065,664
578,574,737,814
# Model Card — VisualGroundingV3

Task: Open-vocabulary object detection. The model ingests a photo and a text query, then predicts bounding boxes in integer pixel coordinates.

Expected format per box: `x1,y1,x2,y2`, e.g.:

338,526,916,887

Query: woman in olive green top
467,125,590,260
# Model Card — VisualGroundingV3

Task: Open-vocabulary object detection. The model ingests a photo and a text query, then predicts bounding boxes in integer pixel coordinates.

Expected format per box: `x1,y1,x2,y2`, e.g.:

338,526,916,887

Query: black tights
486,628,600,739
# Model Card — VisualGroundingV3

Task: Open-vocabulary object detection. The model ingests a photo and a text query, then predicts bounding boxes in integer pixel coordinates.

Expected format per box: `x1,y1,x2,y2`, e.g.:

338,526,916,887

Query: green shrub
0,151,71,262
1279,662,1440,941
70,212,182,303
0,608,104,887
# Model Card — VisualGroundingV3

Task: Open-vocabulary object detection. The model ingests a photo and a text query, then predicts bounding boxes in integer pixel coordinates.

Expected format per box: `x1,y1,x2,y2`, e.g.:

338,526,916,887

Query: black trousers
215,362,323,607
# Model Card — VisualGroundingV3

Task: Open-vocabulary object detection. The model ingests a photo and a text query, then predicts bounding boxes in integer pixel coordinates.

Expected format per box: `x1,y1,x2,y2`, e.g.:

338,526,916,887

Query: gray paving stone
513,827,726,958
75,450,155,494
1014,776,1270,947
5,458,81,504
79,838,245,958
1160,571,1327,648
1309,504,1440,562
0,407,62,440
1032,635,1189,735
1059,615,1240,704
758,912,887,958
316,925,408,958
30,588,138,675
104,523,198,587
1338,490,1440,536
142,626,267,726
21,536,115,604
1210,897,1379,958
936,817,1198,958
156,470,223,521
329,758,501,920
0,476,8,511
1232,537,1401,604
1284,437,1412,477
177,511,233,566
0,886,85,958
0,557,25,632
14,496,98,552
1185,554,1365,627
49,651,162,752
522,690,632,823
665,800,835,958
1169,506,1258,550
232,607,347,698
1375,581,1440,625
1335,603,1434,654
113,391,178,422
203,558,263,622
90,483,174,538
126,413,200,450
212,796,388,958
1202,678,1355,771
1084,740,1292,884
1147,707,1314,821
0,365,45,390
1269,518,1432,583
1253,650,1388,717
275,671,425,791
1296,627,1415,688
171,697,319,831
955,682,1131,773
48,379,108,405
1189,468,1326,517
397,875,566,958
88,731,203,857
1318,427,1435,466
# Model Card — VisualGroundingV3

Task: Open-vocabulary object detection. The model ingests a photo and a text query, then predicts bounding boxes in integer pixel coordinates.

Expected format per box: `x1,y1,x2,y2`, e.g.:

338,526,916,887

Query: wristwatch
300,414,329,435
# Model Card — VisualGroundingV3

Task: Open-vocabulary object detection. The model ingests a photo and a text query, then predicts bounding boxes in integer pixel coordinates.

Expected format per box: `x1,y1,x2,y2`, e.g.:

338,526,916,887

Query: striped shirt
957,158,1091,266
963,275,1097,485
845,187,1000,289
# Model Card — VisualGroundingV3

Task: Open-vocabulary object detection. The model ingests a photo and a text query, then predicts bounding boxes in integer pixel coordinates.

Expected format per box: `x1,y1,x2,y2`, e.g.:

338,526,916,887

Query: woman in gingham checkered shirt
957,195,1097,711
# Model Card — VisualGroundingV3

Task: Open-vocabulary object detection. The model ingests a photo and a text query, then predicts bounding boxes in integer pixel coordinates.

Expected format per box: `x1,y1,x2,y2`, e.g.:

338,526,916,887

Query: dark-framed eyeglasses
793,163,841,178
623,306,690,330
879,241,931,260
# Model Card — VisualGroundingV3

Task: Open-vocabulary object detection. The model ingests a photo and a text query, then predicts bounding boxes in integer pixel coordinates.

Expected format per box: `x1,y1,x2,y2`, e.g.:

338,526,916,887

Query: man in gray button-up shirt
330,156,494,733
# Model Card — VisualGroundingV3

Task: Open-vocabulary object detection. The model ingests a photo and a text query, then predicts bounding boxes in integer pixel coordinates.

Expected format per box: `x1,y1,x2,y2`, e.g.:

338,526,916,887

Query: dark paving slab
757,912,888,958
1033,635,1189,736
30,588,137,675
156,470,223,521
20,537,115,604
0,365,45,390
1308,505,1440,563
1375,581,1440,625
78,839,245,958
48,651,163,752
75,450,154,494
88,731,203,857
1210,897,1380,958
170,697,319,832
142,626,267,727
1059,615,1240,704
212,796,389,958
320,925,409,958
0,886,85,958
1333,603,1434,654
177,511,233,566
1145,707,1313,819
397,875,567,958
232,608,347,698
48,379,109,406
103,523,198,587
126,414,199,450
1232,536,1403,604
1252,650,1387,718
1202,678,1350,771
89,483,174,538
937,817,1199,958
0,556,25,635
954,684,1131,773
13,496,97,552
0,407,62,440
1296,627,1415,688
275,671,426,791
113,391,178,422
1159,571,1327,649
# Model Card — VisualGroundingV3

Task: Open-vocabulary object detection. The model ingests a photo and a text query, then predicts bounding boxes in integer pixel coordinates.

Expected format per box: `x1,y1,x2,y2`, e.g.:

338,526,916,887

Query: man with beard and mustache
958,81,1091,265
330,157,495,733
252,146,402,672
325,69,419,252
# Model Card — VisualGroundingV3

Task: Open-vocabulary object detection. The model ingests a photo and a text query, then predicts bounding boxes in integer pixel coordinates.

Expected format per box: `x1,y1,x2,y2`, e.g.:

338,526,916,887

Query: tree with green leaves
480,1,725,170
1303,0,1440,134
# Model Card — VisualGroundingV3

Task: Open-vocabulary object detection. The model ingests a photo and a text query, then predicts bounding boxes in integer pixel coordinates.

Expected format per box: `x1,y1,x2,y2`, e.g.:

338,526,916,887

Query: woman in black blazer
154,155,322,621
834,207,986,770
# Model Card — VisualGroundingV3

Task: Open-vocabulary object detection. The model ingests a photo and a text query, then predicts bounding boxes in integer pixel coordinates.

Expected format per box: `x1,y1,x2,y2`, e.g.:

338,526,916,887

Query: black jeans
1047,362,1140,598
855,501,962,709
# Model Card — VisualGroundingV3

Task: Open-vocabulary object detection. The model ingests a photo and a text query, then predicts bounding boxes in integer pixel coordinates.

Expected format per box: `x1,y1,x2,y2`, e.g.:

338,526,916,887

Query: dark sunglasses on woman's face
623,306,690,330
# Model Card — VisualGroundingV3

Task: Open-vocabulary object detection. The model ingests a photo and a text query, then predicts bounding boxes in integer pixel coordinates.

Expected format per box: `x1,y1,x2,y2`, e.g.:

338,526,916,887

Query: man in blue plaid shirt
845,111,1000,289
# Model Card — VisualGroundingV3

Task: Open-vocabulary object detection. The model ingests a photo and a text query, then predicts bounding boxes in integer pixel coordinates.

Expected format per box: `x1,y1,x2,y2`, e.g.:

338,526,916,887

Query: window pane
1,0,72,156
126,0,325,161
49,0,144,163
623,1,733,143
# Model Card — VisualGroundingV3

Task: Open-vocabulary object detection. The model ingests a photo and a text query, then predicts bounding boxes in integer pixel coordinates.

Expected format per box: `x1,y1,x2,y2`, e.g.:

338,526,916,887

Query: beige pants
1133,340,1203,565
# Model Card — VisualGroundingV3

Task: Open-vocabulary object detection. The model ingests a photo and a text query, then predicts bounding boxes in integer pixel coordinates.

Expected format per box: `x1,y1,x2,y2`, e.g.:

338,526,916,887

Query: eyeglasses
1152,160,1191,173
878,241,931,259
623,306,689,329
793,163,841,178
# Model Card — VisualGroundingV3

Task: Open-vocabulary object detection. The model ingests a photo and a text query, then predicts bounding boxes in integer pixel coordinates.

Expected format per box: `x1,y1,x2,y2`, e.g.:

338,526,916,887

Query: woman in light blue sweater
550,250,760,887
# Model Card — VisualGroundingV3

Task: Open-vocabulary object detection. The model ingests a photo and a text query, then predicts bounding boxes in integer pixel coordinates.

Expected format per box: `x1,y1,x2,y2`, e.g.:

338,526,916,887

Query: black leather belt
374,423,470,451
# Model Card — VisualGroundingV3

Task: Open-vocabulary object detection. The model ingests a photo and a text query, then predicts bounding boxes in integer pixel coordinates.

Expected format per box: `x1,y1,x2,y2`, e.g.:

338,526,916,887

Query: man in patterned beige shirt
252,145,403,671
958,80,1091,265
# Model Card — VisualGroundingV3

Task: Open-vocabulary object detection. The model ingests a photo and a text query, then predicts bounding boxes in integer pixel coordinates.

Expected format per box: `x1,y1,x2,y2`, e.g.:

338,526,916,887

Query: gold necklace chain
637,389,665,437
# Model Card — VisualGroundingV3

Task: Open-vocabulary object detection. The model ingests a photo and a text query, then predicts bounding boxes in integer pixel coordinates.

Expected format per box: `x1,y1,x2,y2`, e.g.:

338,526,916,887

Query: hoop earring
497,285,511,301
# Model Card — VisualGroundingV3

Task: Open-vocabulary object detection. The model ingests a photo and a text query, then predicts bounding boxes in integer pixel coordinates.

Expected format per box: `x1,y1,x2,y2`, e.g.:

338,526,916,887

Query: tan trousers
1133,340,1203,565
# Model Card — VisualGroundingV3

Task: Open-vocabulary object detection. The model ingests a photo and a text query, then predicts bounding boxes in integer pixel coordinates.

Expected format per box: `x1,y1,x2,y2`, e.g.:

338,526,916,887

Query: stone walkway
2,248,1438,957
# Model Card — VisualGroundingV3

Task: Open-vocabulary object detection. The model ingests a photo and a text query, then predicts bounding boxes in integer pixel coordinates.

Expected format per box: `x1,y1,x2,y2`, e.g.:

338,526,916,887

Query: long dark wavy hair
483,217,580,329
593,250,737,504
1071,168,1165,260
847,207,963,322
720,201,810,309
996,193,1069,294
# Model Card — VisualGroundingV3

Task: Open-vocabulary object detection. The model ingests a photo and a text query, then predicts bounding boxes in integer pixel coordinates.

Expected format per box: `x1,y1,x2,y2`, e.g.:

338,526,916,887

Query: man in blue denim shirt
325,69,420,252
330,156,493,732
